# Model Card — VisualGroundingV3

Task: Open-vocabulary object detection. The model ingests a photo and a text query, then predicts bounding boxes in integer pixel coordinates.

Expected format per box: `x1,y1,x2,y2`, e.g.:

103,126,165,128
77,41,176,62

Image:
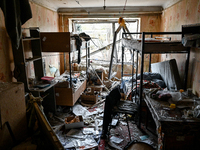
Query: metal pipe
131,49,135,97
121,46,125,82
136,50,139,100
149,53,151,72
184,48,190,90
139,32,145,128
69,52,72,88
86,42,88,80
108,30,118,79
123,32,182,35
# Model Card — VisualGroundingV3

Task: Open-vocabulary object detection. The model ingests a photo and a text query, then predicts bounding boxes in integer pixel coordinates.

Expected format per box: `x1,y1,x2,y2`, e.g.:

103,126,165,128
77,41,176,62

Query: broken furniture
102,86,138,142
108,17,134,79
26,93,64,150
182,23,200,48
40,32,89,106
81,90,98,104
55,71,87,106
12,27,57,114
0,82,27,149
144,94,200,150
121,30,191,150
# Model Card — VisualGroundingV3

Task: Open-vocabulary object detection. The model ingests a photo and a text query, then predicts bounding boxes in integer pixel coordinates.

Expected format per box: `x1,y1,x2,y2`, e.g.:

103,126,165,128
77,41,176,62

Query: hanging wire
122,0,128,17
74,0,90,14
103,0,106,10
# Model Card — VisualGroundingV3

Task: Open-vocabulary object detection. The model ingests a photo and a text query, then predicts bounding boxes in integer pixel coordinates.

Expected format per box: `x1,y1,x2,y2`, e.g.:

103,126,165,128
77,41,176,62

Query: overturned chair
102,85,138,141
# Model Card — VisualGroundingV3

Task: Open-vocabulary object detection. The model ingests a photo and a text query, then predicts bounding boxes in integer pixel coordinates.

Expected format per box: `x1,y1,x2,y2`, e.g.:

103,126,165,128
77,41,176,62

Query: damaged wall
160,0,200,96
0,1,60,82
0,2,162,81
22,2,60,77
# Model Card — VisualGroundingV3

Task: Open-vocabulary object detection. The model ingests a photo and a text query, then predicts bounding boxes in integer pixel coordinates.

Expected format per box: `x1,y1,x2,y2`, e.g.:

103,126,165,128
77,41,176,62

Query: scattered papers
73,104,92,119
110,136,123,144
111,119,118,126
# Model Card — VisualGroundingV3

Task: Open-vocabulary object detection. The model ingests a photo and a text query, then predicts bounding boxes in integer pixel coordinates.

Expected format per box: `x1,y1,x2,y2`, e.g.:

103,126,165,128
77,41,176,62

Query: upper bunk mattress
122,38,188,53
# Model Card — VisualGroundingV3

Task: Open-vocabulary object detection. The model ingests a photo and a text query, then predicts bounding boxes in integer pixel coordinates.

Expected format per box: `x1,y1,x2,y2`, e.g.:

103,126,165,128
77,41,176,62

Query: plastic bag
193,105,200,118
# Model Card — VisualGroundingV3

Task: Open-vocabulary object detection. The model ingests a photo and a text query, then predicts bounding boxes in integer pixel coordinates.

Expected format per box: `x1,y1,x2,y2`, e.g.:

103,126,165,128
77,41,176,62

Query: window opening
71,18,140,70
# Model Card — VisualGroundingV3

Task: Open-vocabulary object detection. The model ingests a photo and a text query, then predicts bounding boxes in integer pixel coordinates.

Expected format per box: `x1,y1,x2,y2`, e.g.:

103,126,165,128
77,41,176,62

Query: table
143,94,200,150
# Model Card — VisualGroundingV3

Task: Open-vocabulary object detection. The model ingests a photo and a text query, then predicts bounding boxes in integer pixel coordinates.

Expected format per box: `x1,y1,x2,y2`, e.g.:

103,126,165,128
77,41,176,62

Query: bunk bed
121,32,189,97
121,32,192,150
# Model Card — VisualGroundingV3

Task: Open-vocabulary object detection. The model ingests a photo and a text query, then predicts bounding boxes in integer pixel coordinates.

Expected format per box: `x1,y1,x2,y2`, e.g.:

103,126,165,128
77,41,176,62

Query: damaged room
1,0,200,149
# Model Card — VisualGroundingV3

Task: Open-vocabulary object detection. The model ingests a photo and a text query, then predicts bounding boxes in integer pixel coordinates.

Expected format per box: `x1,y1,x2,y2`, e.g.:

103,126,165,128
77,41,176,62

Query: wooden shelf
29,82,57,93
40,32,71,52
22,37,40,41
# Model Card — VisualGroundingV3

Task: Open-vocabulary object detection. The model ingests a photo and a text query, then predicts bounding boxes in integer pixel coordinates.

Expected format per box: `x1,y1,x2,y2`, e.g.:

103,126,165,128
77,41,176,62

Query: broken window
71,18,140,65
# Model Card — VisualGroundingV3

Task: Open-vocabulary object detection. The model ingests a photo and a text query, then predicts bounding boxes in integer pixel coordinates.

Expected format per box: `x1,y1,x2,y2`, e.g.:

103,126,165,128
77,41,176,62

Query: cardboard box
89,85,104,93
81,93,98,104
65,116,84,130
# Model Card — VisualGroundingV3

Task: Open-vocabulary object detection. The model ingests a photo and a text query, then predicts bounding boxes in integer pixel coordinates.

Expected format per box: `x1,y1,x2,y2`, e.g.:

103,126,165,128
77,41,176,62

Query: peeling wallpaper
140,15,161,72
160,0,200,96
22,2,60,77
0,2,59,82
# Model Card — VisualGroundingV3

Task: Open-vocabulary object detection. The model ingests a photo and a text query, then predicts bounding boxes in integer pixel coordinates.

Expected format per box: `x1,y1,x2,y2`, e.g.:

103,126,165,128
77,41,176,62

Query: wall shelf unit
12,27,56,114
40,32,89,106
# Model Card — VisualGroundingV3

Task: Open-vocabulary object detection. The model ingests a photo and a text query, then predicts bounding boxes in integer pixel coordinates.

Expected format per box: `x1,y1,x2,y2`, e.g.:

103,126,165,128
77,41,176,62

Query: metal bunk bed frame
121,31,190,127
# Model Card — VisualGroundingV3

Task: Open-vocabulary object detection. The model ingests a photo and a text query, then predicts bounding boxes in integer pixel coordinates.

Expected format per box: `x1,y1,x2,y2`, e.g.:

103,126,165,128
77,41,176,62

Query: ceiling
30,0,182,13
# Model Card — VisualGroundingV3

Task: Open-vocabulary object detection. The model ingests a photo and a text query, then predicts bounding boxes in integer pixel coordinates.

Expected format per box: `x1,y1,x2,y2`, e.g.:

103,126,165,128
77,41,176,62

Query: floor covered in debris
48,92,158,150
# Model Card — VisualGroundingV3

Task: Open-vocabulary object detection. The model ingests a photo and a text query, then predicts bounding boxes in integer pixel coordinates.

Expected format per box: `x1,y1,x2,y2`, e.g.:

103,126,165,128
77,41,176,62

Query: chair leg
125,113,132,141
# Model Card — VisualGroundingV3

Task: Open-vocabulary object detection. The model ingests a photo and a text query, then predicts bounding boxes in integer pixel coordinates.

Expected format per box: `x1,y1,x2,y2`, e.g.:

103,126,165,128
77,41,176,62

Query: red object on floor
98,139,106,150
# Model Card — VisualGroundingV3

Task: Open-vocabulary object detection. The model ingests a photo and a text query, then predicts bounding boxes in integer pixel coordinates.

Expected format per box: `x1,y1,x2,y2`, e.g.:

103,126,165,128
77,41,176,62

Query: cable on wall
74,0,90,14
122,0,128,17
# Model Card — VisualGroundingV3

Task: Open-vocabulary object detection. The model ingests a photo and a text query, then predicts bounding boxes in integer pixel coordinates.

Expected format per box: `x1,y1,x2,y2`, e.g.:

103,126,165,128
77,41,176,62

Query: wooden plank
40,32,70,52
33,102,64,150
55,87,73,106
74,80,87,103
